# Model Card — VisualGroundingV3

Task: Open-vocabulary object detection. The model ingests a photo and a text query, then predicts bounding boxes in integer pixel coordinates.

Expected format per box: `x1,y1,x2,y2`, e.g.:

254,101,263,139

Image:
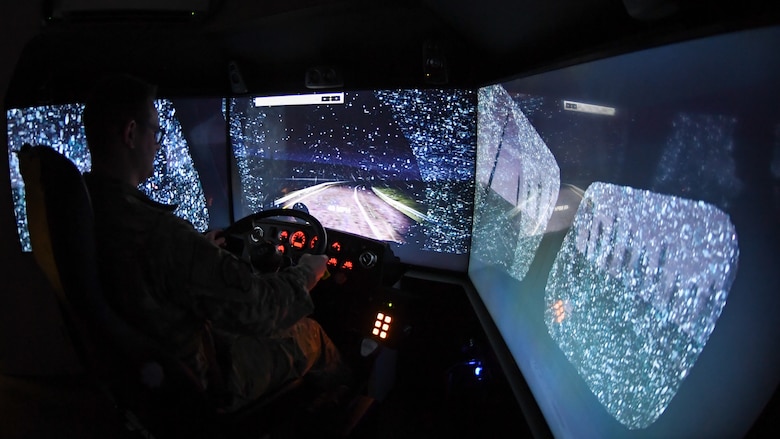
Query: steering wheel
223,208,328,271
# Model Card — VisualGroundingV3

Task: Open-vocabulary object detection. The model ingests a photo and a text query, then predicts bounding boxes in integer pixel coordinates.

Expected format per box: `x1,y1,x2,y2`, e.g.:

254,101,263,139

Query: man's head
83,74,162,186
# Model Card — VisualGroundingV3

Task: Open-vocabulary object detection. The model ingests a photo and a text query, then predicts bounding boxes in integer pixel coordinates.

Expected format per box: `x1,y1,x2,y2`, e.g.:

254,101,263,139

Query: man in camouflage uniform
82,74,345,411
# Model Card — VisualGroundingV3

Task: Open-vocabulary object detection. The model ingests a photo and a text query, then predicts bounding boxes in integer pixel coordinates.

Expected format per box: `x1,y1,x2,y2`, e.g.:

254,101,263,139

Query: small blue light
474,366,482,376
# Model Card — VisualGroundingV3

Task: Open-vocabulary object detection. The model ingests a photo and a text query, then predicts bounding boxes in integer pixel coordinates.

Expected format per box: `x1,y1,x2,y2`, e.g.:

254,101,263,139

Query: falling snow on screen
230,89,477,267
6,100,210,251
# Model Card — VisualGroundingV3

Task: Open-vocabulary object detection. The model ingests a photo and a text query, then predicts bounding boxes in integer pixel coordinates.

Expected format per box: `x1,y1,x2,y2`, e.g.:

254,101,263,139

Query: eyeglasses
139,121,165,144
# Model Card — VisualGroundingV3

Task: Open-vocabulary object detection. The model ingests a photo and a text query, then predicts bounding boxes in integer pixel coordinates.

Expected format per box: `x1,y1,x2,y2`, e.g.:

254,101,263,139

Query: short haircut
83,74,158,158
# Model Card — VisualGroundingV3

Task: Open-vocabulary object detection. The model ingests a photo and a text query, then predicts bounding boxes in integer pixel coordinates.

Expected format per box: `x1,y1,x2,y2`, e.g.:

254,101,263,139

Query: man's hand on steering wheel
298,254,329,291
203,229,226,248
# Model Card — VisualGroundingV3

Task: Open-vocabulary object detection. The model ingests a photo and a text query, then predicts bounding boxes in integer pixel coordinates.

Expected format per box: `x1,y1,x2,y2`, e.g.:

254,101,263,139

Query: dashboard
224,211,402,292
319,228,401,290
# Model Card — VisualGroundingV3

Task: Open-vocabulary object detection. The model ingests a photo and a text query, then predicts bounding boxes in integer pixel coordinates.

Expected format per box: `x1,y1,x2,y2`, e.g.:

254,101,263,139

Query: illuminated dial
279,230,289,242
250,226,264,243
289,230,306,249
359,251,377,268
310,235,319,250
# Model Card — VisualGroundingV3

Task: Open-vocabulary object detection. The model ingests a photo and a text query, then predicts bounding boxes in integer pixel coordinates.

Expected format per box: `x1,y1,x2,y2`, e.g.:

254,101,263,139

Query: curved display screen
470,26,780,438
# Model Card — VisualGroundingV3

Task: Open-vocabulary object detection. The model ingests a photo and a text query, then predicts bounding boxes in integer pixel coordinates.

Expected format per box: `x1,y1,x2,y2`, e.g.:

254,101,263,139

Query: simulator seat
16,143,321,439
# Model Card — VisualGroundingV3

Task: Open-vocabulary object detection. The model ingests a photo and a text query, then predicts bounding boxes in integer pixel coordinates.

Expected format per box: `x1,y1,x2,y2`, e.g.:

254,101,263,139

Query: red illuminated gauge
277,245,286,254
341,260,354,270
289,230,306,249
279,230,289,241
310,235,318,250
331,242,341,252
327,257,338,267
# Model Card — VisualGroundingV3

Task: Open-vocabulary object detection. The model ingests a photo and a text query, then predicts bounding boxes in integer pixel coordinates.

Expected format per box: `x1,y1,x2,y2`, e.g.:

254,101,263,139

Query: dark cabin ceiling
4,0,779,107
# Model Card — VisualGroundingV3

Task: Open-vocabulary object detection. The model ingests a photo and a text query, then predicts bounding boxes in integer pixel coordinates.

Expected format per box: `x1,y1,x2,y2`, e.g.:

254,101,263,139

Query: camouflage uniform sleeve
159,216,316,337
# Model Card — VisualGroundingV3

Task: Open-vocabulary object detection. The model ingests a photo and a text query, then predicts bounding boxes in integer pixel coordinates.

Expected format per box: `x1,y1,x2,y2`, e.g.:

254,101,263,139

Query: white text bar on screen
563,100,616,116
254,93,345,107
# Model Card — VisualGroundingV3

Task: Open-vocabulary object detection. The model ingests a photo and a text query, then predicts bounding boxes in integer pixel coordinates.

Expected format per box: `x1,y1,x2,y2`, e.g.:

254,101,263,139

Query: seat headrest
17,143,95,296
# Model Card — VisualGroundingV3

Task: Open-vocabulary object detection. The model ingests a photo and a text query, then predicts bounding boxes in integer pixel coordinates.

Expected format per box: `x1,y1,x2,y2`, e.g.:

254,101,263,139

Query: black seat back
17,144,314,438
17,143,218,437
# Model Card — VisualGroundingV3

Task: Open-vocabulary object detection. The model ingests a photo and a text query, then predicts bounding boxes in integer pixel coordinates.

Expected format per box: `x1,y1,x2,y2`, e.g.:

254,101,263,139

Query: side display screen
6,99,224,251
470,26,780,438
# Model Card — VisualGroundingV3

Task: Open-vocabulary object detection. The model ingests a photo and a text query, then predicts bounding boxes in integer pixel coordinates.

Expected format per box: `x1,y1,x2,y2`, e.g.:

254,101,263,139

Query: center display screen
229,90,477,271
